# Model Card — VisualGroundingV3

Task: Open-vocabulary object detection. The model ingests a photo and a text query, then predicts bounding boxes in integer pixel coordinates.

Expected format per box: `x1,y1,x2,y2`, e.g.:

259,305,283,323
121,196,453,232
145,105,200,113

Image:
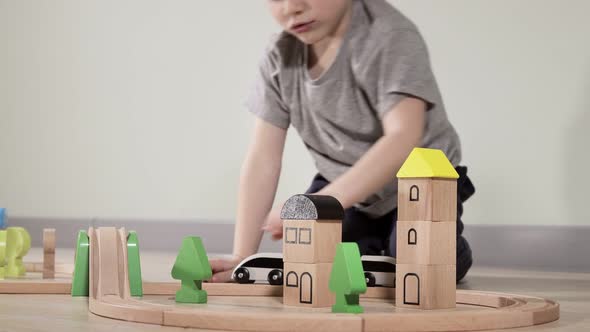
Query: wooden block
42,229,55,253
142,281,395,299
396,221,456,265
362,306,555,332
164,308,363,332
89,295,165,325
395,264,456,310
363,292,559,332
283,262,334,308
432,179,457,222
362,286,395,300
398,178,457,222
42,229,56,279
457,290,517,308
42,253,55,279
0,279,72,294
283,220,341,264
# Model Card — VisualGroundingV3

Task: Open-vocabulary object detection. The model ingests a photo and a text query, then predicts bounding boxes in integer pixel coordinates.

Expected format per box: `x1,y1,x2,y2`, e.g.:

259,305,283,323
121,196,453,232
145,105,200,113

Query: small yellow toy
5,227,31,277
0,230,6,279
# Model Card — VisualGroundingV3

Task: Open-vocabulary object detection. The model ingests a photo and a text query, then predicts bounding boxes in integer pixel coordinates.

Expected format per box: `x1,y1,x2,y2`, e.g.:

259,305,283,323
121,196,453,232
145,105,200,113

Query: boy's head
267,0,353,45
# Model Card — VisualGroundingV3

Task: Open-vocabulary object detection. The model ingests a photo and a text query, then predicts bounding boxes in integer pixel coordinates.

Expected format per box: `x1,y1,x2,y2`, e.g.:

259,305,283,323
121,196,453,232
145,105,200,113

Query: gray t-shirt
247,0,461,217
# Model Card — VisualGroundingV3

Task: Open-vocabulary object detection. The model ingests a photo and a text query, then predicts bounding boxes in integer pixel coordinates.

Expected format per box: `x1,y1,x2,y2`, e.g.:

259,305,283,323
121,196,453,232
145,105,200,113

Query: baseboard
7,216,589,273
461,224,589,273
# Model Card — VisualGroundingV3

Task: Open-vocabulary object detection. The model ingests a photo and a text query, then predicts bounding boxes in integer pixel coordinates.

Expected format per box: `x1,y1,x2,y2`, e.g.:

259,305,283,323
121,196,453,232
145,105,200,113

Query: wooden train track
0,227,560,331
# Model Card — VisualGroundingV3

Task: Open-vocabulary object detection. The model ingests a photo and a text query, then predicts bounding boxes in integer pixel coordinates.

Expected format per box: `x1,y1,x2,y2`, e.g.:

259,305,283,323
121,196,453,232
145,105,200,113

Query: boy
210,0,475,283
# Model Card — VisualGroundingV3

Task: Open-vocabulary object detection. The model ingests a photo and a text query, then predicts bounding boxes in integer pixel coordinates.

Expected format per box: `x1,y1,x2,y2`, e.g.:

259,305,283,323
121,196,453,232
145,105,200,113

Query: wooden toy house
280,194,343,308
395,148,458,310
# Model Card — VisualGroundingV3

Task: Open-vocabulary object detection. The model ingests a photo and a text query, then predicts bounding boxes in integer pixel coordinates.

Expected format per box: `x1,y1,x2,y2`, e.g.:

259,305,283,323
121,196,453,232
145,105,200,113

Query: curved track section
88,227,167,324
85,227,559,332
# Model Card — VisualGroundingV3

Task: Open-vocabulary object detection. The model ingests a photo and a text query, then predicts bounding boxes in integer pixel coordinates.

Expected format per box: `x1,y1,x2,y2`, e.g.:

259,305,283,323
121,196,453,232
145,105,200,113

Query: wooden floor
0,248,587,332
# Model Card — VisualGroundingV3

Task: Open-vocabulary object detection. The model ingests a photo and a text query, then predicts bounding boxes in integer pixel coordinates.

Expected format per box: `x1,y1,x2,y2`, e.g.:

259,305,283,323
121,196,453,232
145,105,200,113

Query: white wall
1,1,588,226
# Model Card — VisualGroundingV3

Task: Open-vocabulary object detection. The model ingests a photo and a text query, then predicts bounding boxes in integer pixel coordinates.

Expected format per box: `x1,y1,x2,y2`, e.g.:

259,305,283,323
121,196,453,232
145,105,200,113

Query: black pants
305,166,475,282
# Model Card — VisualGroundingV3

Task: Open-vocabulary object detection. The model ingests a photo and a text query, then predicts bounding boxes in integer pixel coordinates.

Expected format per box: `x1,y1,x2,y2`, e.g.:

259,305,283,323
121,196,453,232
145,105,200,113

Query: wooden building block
431,179,457,222
395,264,456,310
283,262,334,308
283,219,341,264
43,228,56,279
43,253,55,279
396,221,456,265
398,178,457,222
164,308,364,332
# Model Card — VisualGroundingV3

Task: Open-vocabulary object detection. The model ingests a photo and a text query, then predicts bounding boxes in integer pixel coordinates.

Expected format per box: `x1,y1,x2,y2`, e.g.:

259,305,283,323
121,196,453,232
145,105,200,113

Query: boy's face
267,0,352,45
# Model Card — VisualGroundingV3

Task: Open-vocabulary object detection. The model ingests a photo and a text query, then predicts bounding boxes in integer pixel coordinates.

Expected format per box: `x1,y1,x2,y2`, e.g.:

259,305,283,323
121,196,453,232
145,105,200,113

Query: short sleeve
245,49,291,129
362,29,439,118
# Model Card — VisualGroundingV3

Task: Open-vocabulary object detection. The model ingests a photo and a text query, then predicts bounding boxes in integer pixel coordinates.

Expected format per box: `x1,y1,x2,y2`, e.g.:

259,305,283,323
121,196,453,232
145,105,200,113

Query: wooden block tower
280,194,343,308
395,148,458,310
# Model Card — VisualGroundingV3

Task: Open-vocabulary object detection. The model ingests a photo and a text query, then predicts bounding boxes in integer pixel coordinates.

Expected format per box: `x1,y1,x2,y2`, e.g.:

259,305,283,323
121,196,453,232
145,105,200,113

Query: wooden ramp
88,227,166,324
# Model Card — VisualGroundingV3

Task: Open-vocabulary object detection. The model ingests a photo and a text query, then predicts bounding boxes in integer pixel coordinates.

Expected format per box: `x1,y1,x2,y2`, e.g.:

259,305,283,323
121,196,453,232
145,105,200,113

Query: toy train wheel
234,267,255,284
365,272,376,287
267,269,283,286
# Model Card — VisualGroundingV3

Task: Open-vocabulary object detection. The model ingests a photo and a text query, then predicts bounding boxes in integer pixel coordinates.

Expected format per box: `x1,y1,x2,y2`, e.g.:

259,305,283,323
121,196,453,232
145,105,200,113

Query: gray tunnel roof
280,194,344,220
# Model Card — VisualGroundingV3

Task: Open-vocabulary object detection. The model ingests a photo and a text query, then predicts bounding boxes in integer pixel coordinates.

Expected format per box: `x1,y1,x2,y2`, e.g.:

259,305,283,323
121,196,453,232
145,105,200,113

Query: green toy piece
329,242,367,314
5,227,31,277
71,230,90,296
0,230,6,279
171,237,212,304
127,231,143,297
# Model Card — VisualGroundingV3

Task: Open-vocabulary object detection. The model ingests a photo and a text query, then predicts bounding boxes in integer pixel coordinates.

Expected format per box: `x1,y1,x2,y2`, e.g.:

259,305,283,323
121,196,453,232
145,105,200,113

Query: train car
232,253,396,287
232,253,284,285
361,255,396,287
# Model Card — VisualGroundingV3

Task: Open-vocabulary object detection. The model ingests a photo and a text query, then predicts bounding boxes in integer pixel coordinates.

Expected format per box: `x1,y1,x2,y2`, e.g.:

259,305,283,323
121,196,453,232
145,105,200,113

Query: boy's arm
232,118,287,259
316,97,426,209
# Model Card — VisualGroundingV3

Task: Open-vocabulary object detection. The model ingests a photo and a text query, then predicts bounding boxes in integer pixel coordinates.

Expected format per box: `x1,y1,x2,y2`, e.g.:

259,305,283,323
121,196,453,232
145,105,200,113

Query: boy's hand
262,206,283,240
209,256,243,283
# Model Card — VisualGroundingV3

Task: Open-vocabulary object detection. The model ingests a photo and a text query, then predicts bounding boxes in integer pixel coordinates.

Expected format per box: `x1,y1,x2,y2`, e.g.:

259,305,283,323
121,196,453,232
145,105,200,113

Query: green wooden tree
171,236,212,303
329,242,367,313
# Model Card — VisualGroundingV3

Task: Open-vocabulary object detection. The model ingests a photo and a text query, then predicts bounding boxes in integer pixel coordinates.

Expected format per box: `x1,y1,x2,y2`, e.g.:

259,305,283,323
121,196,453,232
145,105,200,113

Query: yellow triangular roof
397,148,459,179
